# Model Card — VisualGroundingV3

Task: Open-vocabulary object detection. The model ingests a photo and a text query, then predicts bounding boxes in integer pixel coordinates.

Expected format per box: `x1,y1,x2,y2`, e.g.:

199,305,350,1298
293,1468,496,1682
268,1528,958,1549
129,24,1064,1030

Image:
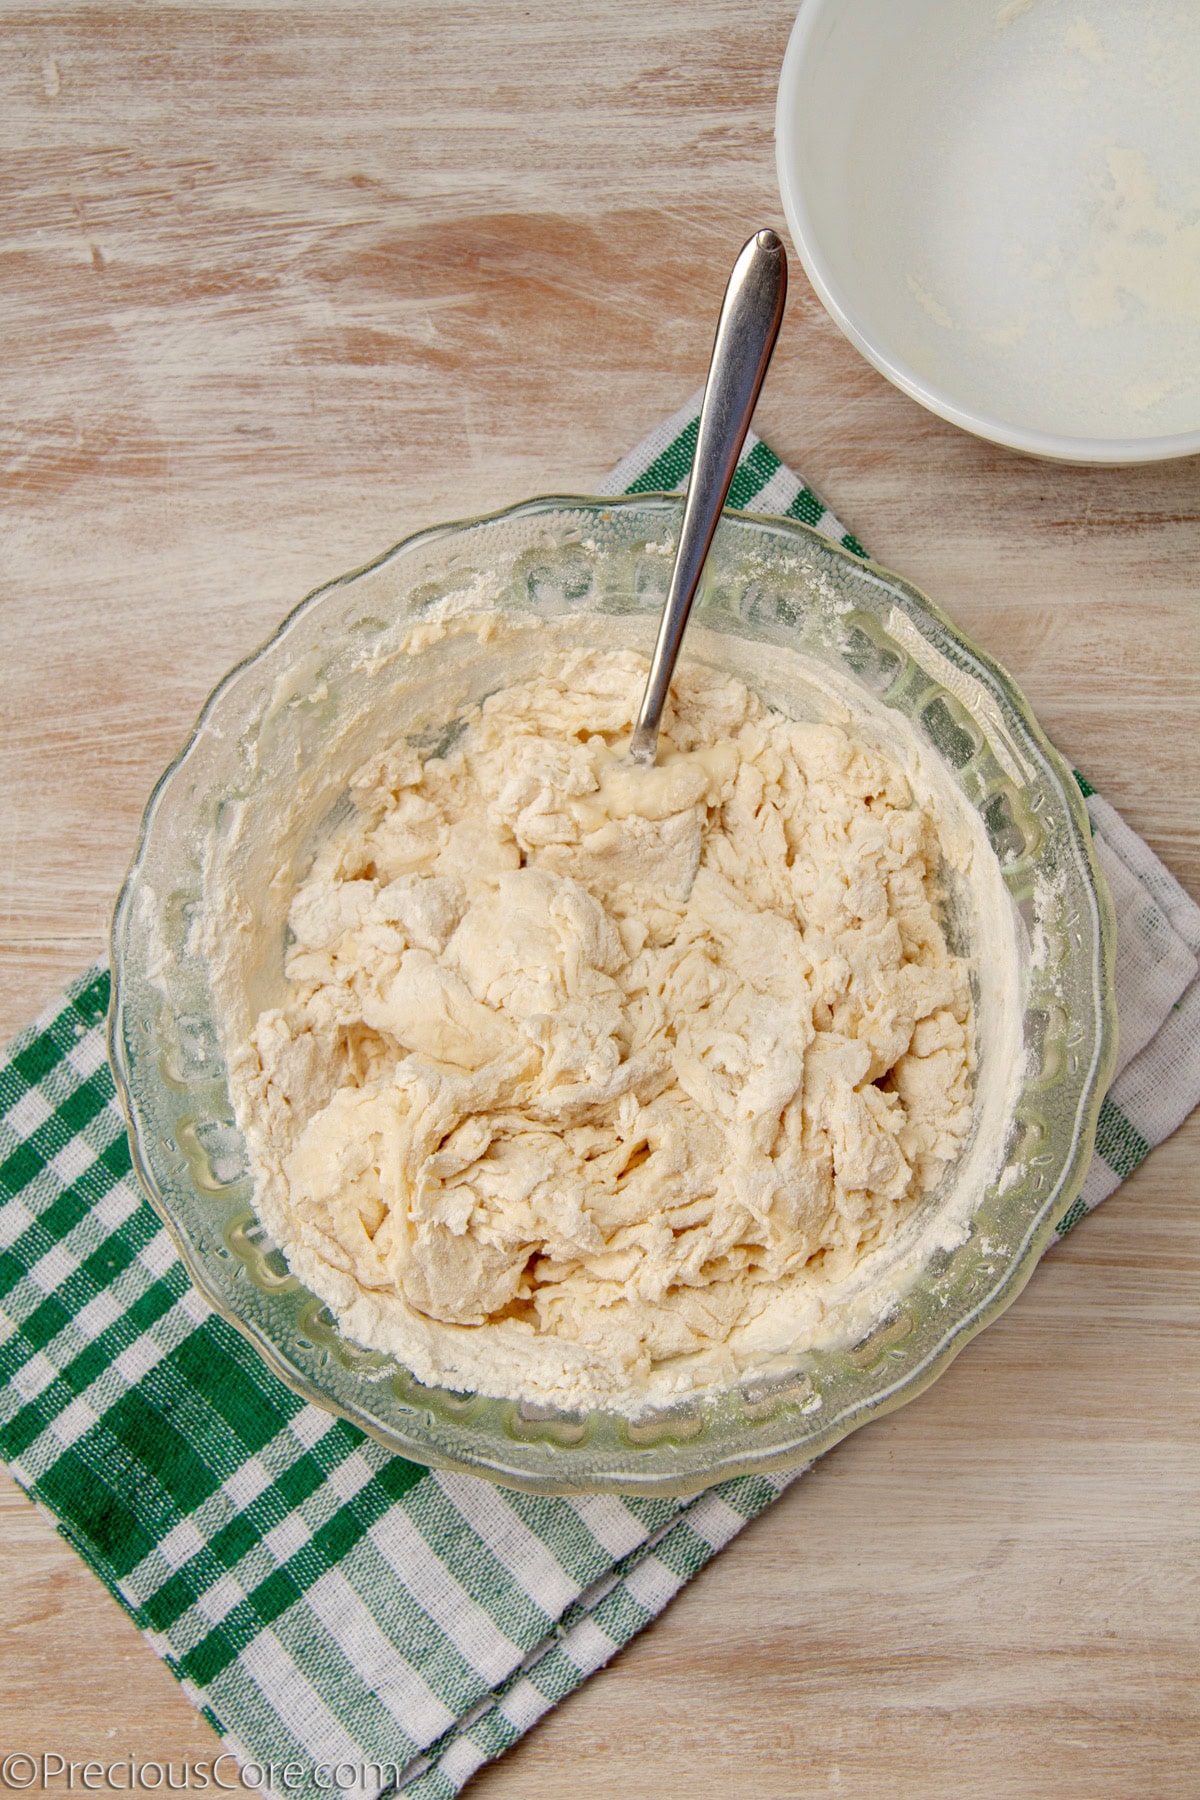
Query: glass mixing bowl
109,497,1116,1496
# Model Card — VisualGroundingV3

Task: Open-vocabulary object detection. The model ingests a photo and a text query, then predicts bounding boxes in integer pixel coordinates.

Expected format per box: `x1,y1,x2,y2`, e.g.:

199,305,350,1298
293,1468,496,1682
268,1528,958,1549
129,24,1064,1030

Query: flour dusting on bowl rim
109,495,1117,1494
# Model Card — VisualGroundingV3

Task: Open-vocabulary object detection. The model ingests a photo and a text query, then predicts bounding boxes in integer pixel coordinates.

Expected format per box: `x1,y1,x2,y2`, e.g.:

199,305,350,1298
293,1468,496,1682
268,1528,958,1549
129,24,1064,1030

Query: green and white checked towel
3,398,1199,1799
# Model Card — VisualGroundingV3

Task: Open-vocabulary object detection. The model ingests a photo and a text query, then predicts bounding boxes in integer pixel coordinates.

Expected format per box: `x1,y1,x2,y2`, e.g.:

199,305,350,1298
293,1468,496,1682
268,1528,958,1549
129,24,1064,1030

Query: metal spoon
628,228,788,765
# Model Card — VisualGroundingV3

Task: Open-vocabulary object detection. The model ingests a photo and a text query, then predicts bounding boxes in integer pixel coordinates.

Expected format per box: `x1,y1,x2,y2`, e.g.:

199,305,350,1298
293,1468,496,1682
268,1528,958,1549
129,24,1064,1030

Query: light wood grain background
1,4,1198,1796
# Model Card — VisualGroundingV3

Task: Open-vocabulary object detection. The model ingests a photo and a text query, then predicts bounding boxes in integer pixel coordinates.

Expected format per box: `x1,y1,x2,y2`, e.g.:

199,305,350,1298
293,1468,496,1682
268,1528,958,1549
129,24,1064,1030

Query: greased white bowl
776,0,1200,463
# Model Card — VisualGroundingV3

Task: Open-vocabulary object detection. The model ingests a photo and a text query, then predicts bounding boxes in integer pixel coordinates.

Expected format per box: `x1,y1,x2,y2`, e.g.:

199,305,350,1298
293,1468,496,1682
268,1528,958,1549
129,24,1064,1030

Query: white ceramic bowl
776,0,1200,463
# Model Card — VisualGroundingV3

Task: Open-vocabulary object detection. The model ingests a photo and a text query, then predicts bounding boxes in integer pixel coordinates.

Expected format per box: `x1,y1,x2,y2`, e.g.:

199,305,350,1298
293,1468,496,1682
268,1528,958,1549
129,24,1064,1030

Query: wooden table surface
2,4,1198,1796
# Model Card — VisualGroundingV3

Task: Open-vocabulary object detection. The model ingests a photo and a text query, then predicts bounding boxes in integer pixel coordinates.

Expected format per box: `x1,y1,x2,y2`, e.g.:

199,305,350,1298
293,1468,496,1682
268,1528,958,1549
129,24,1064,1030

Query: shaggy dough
231,647,974,1408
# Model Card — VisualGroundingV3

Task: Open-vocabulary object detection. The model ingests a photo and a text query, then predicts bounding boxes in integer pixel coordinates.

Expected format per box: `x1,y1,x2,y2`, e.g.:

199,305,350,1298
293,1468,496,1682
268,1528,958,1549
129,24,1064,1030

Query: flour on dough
228,648,974,1410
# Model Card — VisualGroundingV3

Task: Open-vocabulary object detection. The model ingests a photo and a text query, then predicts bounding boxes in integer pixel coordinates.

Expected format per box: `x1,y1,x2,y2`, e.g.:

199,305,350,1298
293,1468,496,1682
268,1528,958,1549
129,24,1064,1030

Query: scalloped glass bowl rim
109,494,1117,1495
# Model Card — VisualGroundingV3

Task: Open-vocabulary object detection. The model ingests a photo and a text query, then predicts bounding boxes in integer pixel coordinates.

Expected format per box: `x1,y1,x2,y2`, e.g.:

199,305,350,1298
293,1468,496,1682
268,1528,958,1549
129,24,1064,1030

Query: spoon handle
628,228,788,765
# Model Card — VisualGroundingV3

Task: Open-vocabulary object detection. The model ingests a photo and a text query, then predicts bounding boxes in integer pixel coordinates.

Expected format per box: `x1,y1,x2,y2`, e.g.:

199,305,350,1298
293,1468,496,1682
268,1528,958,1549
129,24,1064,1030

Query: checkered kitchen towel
3,399,1199,1799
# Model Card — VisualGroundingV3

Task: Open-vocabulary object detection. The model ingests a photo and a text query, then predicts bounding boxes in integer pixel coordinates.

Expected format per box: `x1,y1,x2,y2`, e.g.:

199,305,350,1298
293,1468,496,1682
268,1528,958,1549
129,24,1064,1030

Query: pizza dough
224,644,976,1411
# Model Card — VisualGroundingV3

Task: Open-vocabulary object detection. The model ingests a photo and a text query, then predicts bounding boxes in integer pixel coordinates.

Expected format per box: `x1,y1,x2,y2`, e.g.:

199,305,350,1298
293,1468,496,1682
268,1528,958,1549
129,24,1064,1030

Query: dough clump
235,648,973,1406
